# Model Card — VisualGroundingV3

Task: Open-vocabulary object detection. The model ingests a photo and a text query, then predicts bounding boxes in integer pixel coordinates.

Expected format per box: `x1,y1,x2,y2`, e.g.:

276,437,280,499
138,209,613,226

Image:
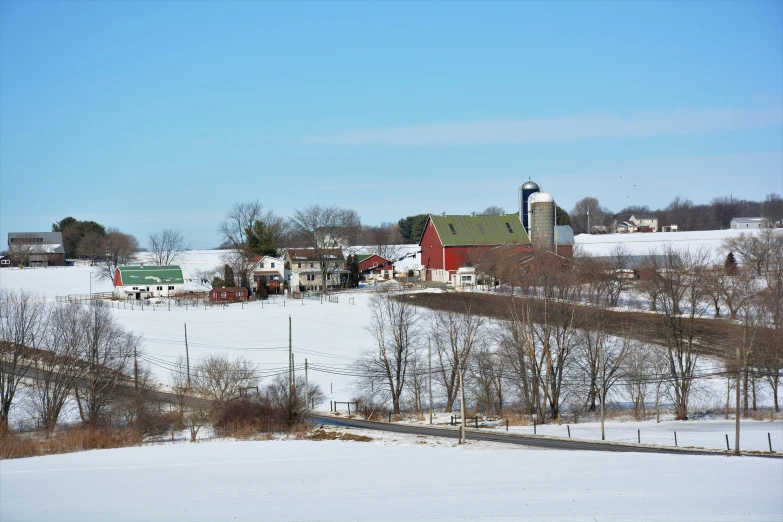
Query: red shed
357,254,393,279
210,287,248,303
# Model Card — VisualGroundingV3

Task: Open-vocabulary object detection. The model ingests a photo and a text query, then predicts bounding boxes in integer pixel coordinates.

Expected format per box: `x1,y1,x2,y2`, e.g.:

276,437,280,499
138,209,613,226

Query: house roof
212,287,246,293
731,217,768,223
116,265,184,286
424,214,530,247
632,214,658,220
554,225,574,245
287,248,344,261
7,232,65,254
357,254,373,263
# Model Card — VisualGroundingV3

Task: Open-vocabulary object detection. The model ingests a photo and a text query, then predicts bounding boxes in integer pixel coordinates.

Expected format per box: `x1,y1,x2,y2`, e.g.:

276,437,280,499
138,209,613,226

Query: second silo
528,192,555,251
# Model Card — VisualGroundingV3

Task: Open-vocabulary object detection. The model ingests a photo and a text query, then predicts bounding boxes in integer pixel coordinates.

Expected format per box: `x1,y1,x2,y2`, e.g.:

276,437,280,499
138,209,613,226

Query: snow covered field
575,228,757,260
2,438,781,522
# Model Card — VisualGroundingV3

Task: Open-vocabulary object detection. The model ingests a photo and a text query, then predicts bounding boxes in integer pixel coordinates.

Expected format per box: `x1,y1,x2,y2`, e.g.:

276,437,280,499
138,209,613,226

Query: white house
453,266,476,288
248,255,285,293
730,217,771,230
113,265,185,300
615,214,658,233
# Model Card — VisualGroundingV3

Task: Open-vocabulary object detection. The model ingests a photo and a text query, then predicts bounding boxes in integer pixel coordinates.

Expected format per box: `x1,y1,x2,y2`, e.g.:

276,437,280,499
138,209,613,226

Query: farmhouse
7,232,66,267
357,254,393,280
614,214,659,233
419,214,533,282
209,287,248,303
285,248,349,292
249,255,285,294
730,217,771,230
113,265,185,299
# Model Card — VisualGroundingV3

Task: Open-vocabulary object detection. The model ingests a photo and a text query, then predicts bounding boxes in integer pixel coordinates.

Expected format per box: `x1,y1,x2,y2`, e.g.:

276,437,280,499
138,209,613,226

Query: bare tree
192,353,258,403
29,303,86,437
73,301,138,427
762,192,783,222
645,246,710,420
289,204,361,294
479,206,506,216
724,229,783,277
77,231,105,263
356,290,420,414
0,289,47,431
431,299,485,413
217,201,267,292
148,229,190,266
99,229,139,280
570,197,613,235
711,196,738,229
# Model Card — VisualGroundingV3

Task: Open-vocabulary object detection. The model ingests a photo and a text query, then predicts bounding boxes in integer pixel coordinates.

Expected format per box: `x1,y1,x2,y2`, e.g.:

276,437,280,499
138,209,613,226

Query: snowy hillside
2,439,781,522
575,228,761,260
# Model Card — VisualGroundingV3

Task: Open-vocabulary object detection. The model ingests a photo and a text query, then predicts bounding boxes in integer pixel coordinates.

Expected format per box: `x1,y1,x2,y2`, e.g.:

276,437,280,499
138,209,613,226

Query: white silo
528,192,555,251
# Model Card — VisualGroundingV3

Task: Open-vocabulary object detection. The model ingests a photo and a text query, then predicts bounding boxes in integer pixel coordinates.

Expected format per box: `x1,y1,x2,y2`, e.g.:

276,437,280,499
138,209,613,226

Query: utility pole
735,339,741,456
305,358,309,416
428,337,433,425
599,343,605,441
134,343,138,392
458,365,466,444
184,323,191,388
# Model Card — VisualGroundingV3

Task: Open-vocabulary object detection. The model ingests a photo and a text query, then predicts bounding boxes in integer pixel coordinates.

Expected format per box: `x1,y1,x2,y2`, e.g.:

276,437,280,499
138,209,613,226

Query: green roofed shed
427,214,530,246
115,265,185,286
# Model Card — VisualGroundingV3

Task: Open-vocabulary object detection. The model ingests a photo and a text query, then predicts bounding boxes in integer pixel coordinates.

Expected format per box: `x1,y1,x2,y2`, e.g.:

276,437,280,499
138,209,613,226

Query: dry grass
307,429,372,442
0,428,143,460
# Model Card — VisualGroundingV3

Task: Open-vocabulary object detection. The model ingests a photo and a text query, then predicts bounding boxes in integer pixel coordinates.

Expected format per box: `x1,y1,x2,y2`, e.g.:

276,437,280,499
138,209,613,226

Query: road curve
311,414,781,458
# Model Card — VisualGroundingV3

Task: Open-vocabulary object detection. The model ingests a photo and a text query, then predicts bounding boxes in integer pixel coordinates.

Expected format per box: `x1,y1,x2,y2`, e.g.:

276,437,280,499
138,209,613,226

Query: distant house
248,255,285,294
614,214,658,233
730,217,771,230
357,254,393,280
7,232,66,267
0,254,12,268
209,287,248,303
113,265,185,299
284,248,348,292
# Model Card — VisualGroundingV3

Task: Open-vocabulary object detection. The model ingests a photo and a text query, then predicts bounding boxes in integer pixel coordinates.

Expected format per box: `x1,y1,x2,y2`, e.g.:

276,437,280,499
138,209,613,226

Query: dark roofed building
7,232,66,267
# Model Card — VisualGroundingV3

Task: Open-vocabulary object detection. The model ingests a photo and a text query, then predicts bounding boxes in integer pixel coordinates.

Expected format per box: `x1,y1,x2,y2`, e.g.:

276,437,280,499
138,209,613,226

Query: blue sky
1,0,781,248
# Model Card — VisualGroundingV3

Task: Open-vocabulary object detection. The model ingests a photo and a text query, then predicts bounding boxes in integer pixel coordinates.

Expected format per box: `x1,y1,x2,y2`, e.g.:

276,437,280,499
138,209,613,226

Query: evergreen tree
257,280,269,300
212,276,225,289
397,214,429,243
724,251,738,275
348,254,361,287
223,264,236,287
556,206,571,226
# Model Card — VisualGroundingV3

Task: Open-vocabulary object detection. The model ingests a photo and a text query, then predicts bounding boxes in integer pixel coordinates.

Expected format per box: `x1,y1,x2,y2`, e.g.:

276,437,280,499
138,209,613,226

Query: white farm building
113,265,185,300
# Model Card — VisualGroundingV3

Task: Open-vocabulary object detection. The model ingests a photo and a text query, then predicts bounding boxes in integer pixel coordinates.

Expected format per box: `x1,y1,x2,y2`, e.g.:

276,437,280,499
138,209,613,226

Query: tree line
351,230,783,422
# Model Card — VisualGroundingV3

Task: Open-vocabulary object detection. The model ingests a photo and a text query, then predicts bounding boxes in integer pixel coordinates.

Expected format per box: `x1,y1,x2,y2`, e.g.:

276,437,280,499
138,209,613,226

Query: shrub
213,398,290,437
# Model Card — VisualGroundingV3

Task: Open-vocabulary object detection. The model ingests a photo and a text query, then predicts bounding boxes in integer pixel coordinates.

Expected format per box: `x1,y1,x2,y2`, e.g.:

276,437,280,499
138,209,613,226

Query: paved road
311,414,782,458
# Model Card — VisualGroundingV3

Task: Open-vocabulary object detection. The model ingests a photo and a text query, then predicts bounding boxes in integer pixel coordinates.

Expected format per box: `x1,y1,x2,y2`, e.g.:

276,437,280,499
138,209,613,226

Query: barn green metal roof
117,265,184,285
427,214,530,246
356,254,373,262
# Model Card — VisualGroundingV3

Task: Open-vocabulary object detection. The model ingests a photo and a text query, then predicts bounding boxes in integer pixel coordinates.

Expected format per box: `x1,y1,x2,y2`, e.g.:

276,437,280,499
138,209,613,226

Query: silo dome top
529,192,554,204
520,181,540,191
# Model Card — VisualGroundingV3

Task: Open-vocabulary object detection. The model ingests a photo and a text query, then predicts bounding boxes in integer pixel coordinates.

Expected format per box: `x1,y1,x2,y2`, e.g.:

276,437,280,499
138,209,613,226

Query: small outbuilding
730,217,771,230
357,254,393,280
209,287,248,303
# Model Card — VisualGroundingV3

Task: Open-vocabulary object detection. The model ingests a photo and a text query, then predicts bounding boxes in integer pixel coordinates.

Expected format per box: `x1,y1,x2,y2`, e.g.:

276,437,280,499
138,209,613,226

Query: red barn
209,287,248,303
419,214,533,282
357,254,393,280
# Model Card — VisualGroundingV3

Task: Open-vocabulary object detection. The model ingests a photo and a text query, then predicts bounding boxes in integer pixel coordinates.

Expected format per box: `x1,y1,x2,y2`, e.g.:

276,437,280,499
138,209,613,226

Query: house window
259,263,264,268
132,287,138,290
168,286,174,290
461,275,472,282
448,224,457,235
297,263,302,269
505,222,514,233
334,262,338,267
306,274,315,281
271,262,275,268
146,287,150,291
221,292,227,298
237,291,243,297
310,263,314,268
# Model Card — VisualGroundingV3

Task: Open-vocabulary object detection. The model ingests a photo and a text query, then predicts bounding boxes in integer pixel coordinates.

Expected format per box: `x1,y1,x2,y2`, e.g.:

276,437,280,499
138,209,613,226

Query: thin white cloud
307,106,783,146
